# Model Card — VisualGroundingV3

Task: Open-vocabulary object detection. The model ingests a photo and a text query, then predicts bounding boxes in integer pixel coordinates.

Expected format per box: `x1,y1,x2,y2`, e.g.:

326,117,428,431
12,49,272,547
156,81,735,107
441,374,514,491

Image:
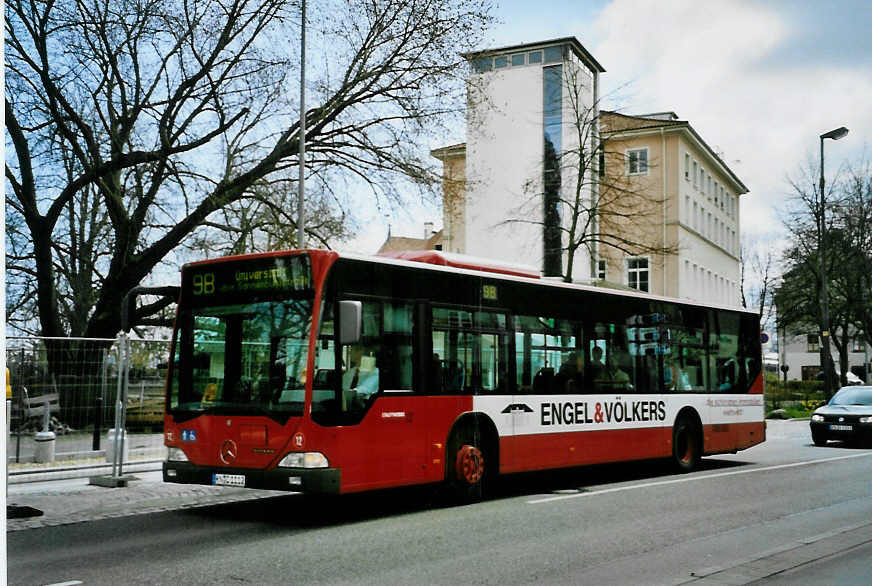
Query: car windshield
829,387,872,406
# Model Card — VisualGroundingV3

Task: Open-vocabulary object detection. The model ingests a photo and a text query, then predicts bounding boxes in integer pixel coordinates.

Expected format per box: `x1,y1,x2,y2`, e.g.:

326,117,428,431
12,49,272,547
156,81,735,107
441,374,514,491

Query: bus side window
341,299,414,404
431,307,510,394
713,310,752,393
514,315,580,395
591,311,662,394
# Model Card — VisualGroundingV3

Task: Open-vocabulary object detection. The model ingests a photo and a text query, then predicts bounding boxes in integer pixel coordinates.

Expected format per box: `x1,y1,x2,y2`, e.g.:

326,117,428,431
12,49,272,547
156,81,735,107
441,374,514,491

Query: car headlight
166,447,189,462
811,414,824,422
278,452,329,468
860,416,872,424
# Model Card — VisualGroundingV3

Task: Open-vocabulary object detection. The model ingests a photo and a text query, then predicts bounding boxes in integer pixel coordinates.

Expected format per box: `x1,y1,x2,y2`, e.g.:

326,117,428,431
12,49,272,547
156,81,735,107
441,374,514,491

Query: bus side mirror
339,300,362,345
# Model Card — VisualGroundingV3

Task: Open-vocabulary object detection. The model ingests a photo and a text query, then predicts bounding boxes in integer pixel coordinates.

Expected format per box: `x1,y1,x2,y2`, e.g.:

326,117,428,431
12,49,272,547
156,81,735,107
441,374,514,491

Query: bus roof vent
377,250,541,279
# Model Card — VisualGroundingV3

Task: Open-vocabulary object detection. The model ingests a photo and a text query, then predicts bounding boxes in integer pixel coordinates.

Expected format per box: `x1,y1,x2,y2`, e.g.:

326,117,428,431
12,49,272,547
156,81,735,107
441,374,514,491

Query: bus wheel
672,417,701,473
447,429,487,503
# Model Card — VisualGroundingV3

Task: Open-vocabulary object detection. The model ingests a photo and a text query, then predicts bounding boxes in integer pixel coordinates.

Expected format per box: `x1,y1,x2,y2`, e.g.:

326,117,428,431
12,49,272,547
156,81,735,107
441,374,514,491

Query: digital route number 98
192,273,215,295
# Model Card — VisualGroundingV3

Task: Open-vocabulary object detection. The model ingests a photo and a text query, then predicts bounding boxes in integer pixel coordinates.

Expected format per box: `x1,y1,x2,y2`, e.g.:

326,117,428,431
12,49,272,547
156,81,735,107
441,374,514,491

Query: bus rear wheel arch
445,414,498,504
672,410,702,473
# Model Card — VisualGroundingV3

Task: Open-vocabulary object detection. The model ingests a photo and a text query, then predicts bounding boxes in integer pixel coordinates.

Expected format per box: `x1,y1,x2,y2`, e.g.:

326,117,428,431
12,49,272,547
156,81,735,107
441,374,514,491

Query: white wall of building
465,49,595,281
466,66,544,270
779,332,870,383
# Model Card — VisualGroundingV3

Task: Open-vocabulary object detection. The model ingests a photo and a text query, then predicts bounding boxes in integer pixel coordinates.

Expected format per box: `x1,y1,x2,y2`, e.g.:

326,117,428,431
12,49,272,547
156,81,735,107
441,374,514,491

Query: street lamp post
818,126,848,398
297,0,307,249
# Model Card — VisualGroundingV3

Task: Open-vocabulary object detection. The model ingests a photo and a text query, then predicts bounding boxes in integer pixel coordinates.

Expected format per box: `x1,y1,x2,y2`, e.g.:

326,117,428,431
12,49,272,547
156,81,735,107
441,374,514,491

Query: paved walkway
6,460,283,532
6,433,282,532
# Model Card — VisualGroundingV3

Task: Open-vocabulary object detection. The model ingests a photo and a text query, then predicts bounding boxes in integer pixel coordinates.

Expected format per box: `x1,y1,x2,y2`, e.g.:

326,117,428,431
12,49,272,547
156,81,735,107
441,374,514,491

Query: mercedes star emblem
220,439,238,464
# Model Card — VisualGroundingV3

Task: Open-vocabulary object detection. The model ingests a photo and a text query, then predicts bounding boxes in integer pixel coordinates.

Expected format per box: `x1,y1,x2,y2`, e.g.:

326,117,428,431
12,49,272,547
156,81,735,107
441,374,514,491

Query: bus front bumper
163,462,341,494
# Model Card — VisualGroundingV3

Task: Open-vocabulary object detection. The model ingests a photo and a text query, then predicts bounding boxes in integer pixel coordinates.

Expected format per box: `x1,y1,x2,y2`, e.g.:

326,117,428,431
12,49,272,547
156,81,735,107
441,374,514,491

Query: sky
343,0,872,254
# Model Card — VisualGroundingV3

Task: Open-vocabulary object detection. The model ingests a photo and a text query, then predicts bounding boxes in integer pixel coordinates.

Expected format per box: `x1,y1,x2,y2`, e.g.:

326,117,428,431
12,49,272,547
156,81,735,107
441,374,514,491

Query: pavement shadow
178,456,751,530
7,504,44,519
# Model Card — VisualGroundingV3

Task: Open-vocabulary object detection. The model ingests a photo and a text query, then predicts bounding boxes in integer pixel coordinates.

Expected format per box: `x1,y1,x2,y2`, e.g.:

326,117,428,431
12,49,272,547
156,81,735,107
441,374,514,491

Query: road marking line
528,452,872,504
44,581,83,586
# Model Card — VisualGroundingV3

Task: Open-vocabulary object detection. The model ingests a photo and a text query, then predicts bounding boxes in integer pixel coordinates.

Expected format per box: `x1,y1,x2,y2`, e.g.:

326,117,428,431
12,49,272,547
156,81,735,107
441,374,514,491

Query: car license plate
829,424,852,431
213,473,246,487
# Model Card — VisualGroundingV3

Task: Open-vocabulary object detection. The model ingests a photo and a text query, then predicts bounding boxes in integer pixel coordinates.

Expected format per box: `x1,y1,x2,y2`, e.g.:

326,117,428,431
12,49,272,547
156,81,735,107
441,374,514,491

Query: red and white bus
162,249,765,501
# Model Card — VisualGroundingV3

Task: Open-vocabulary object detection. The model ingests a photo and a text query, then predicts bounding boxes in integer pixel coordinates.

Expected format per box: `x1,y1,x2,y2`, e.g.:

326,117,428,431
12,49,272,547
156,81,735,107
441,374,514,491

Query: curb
8,459,164,484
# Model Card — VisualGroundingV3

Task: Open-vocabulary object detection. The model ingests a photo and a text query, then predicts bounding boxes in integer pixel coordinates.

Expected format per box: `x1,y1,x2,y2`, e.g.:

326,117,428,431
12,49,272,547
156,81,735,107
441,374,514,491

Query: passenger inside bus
342,345,380,408
555,351,583,393
593,346,632,391
664,360,691,391
588,346,605,381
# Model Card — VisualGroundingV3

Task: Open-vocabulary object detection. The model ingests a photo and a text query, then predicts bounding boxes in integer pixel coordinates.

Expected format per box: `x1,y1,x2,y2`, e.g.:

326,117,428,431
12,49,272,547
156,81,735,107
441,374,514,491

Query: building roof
600,111,749,194
430,143,467,160
377,229,444,254
462,36,605,73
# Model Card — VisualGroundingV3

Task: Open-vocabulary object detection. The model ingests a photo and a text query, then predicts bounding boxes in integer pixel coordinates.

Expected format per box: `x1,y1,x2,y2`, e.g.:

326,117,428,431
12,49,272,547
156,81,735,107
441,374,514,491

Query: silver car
810,386,872,446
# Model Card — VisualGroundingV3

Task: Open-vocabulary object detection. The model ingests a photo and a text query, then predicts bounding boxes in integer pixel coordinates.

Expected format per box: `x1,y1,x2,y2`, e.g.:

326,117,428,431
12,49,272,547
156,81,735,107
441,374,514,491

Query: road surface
8,419,872,585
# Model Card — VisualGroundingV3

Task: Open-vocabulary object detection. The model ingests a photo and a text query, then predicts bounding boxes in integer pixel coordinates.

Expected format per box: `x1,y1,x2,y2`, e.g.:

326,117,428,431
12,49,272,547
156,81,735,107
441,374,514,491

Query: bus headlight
811,414,824,422
166,447,189,462
859,416,871,424
278,452,328,469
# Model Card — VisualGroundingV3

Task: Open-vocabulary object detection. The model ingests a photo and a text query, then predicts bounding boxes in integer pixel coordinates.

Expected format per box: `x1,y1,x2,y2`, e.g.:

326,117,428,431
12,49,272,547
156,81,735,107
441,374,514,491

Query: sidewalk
6,457,285,532
6,432,285,532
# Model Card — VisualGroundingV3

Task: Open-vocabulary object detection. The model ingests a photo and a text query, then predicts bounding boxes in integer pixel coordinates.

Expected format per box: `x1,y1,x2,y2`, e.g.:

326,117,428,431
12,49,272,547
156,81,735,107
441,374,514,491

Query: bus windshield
169,299,312,419
168,254,315,421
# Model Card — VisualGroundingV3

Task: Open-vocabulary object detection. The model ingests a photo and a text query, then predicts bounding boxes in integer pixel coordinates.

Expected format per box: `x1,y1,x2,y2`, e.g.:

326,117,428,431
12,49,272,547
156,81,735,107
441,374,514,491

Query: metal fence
6,335,171,463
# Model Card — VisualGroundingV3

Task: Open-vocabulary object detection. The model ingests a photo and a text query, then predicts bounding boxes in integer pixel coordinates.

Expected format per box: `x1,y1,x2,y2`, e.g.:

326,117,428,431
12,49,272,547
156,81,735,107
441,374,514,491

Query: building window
511,53,525,66
854,338,866,353
627,148,648,175
472,56,492,73
542,65,563,277
685,153,690,180
626,257,650,292
807,334,820,353
597,259,607,280
693,202,699,230
528,50,543,64
801,366,820,381
692,161,698,187
494,55,508,68
543,45,563,63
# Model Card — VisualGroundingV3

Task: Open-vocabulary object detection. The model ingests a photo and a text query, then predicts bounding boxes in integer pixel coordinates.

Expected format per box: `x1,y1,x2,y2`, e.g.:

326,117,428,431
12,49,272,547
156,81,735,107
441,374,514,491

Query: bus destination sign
185,255,312,303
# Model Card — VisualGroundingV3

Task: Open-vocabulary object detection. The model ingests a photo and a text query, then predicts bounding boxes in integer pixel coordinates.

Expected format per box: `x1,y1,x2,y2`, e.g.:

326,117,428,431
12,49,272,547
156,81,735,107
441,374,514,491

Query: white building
431,37,748,306
446,37,604,281
778,330,869,383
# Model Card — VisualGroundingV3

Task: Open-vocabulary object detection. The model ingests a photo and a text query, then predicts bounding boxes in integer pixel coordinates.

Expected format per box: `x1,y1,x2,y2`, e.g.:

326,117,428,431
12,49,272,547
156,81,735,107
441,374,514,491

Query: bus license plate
213,473,246,487
829,424,852,431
